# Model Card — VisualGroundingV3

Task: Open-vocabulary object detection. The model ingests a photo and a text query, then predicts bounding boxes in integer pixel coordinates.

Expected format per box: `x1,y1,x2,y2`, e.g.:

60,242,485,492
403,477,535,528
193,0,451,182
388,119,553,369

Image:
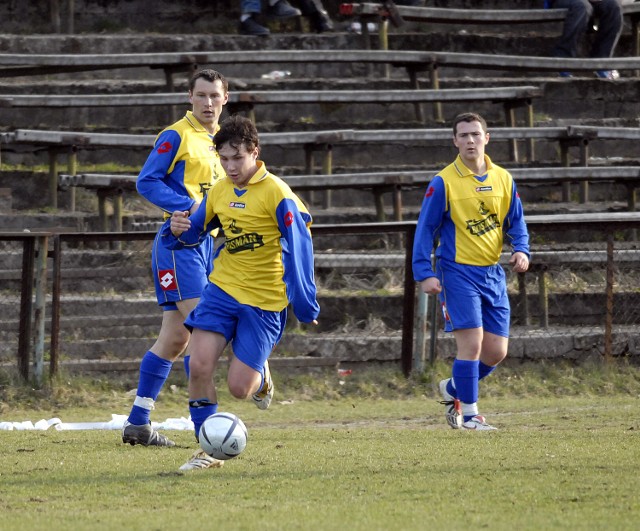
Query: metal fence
3,213,640,386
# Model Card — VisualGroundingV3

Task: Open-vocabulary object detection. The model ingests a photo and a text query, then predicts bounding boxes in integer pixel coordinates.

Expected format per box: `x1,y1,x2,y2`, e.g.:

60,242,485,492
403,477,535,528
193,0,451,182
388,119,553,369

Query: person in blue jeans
545,0,623,79
240,0,333,35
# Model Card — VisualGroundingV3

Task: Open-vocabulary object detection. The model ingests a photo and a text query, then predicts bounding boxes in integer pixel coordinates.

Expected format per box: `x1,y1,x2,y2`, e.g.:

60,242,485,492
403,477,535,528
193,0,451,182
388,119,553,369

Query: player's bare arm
509,251,529,273
420,277,442,295
170,211,191,237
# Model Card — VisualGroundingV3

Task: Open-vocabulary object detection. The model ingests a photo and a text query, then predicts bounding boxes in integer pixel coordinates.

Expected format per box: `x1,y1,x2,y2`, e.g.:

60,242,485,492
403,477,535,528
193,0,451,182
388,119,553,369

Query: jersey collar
184,111,219,136
246,160,270,185
453,154,494,177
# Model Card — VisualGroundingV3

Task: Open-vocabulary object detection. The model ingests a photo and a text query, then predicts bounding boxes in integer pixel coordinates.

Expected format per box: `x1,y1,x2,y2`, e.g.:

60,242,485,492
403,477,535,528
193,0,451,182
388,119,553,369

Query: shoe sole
179,461,224,471
462,424,498,431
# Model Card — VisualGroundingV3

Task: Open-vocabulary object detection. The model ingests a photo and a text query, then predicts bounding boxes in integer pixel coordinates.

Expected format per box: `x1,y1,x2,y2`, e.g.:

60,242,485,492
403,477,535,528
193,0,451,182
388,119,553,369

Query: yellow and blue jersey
413,154,529,281
162,161,320,323
137,110,225,218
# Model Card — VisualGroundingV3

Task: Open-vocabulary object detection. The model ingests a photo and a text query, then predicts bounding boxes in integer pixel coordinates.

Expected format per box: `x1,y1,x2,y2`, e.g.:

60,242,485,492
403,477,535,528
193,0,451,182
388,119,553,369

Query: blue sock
452,359,479,422
183,354,191,379
479,360,496,381
128,351,173,425
447,361,497,400
189,399,217,442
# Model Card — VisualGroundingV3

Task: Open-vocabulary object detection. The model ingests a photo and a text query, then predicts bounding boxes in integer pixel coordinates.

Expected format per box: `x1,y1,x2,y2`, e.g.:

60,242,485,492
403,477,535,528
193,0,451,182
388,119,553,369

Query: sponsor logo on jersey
475,186,492,192
229,220,243,234
466,214,500,237
199,182,212,195
229,202,246,209
425,186,435,198
284,211,294,227
226,233,264,254
157,141,172,154
158,269,177,290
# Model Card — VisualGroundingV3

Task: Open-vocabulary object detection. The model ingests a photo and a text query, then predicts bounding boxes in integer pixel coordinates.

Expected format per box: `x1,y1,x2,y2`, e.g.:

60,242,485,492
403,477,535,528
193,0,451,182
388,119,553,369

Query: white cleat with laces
438,379,463,429
461,415,497,431
179,450,225,471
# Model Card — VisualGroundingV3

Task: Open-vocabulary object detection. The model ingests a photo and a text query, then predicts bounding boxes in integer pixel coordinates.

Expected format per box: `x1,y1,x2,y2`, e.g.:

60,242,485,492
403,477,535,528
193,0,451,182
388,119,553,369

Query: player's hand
420,277,441,295
510,251,530,273
170,210,191,237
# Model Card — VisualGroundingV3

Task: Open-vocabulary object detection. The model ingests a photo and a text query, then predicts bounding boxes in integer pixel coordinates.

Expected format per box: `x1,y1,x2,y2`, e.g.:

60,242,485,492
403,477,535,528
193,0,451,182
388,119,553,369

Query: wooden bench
1,125,608,211
58,173,137,231
340,2,640,59
0,49,434,85
291,165,640,219
0,85,543,127
57,171,415,227
58,164,640,231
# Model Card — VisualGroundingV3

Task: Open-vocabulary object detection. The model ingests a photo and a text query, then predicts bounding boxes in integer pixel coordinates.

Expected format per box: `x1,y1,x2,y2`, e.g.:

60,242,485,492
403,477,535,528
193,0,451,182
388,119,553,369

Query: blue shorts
151,229,214,310
437,258,510,337
184,283,287,372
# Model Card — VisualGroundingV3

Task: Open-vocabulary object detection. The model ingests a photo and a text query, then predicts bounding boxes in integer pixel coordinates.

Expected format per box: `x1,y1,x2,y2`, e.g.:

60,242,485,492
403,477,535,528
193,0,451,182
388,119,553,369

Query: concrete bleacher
3,0,640,372
2,2,639,219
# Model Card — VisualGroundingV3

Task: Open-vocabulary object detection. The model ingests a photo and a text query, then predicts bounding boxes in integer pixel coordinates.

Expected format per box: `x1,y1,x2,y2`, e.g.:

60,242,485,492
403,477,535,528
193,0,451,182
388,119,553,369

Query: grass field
1,362,640,530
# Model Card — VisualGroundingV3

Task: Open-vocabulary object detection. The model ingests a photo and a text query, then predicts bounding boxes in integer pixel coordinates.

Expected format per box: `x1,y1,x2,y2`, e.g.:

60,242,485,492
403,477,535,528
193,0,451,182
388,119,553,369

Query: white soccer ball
199,412,248,460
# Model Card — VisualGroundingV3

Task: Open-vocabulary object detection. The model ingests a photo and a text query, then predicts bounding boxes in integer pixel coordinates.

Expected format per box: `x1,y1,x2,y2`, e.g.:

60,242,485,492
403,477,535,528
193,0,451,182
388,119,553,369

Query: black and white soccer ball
198,412,248,460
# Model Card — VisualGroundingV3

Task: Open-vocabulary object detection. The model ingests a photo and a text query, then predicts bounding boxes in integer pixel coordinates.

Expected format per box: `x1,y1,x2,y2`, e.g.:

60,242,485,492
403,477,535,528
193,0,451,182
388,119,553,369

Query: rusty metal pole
401,226,416,377
33,236,49,387
604,234,614,361
18,237,35,381
50,235,62,377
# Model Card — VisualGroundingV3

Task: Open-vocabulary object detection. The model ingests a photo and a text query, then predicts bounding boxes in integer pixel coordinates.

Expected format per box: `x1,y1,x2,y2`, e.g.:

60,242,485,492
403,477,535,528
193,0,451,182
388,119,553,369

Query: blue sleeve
412,176,446,281
136,129,196,214
276,198,320,323
160,197,221,250
504,181,530,258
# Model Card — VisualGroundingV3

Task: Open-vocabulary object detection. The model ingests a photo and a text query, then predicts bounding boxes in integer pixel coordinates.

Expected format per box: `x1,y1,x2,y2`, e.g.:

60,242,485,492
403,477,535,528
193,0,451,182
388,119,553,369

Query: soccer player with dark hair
163,115,320,470
413,112,530,431
122,69,229,447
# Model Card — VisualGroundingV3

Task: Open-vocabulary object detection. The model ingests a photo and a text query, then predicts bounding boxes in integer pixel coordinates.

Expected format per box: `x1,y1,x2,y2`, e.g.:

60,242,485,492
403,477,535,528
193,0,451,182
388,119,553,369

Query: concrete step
2,325,639,368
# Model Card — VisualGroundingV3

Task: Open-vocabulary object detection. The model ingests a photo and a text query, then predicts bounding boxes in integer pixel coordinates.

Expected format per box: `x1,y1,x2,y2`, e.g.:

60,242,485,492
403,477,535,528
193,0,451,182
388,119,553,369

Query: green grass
1,362,640,530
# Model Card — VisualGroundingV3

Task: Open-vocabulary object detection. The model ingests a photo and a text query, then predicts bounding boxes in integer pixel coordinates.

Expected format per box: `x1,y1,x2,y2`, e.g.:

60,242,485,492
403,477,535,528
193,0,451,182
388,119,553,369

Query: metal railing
3,212,640,386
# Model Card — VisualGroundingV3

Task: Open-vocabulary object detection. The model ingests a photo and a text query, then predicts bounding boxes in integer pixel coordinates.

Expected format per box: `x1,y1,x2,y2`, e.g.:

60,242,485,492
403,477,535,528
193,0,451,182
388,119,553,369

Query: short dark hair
189,68,228,93
214,114,259,153
452,112,488,136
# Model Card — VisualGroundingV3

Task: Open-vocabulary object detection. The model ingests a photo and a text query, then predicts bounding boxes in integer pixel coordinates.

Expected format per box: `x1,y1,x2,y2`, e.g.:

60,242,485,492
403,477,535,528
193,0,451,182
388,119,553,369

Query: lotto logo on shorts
159,269,177,291
441,302,451,322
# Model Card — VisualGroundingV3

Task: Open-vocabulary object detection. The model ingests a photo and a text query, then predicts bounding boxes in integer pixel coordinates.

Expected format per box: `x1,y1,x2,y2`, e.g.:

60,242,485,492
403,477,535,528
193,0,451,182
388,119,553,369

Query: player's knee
188,355,213,379
227,380,251,400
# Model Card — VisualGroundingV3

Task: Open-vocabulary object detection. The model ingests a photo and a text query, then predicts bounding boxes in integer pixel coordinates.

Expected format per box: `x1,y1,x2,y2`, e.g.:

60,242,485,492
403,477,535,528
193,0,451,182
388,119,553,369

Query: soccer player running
412,112,530,431
122,69,229,447
163,115,320,470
